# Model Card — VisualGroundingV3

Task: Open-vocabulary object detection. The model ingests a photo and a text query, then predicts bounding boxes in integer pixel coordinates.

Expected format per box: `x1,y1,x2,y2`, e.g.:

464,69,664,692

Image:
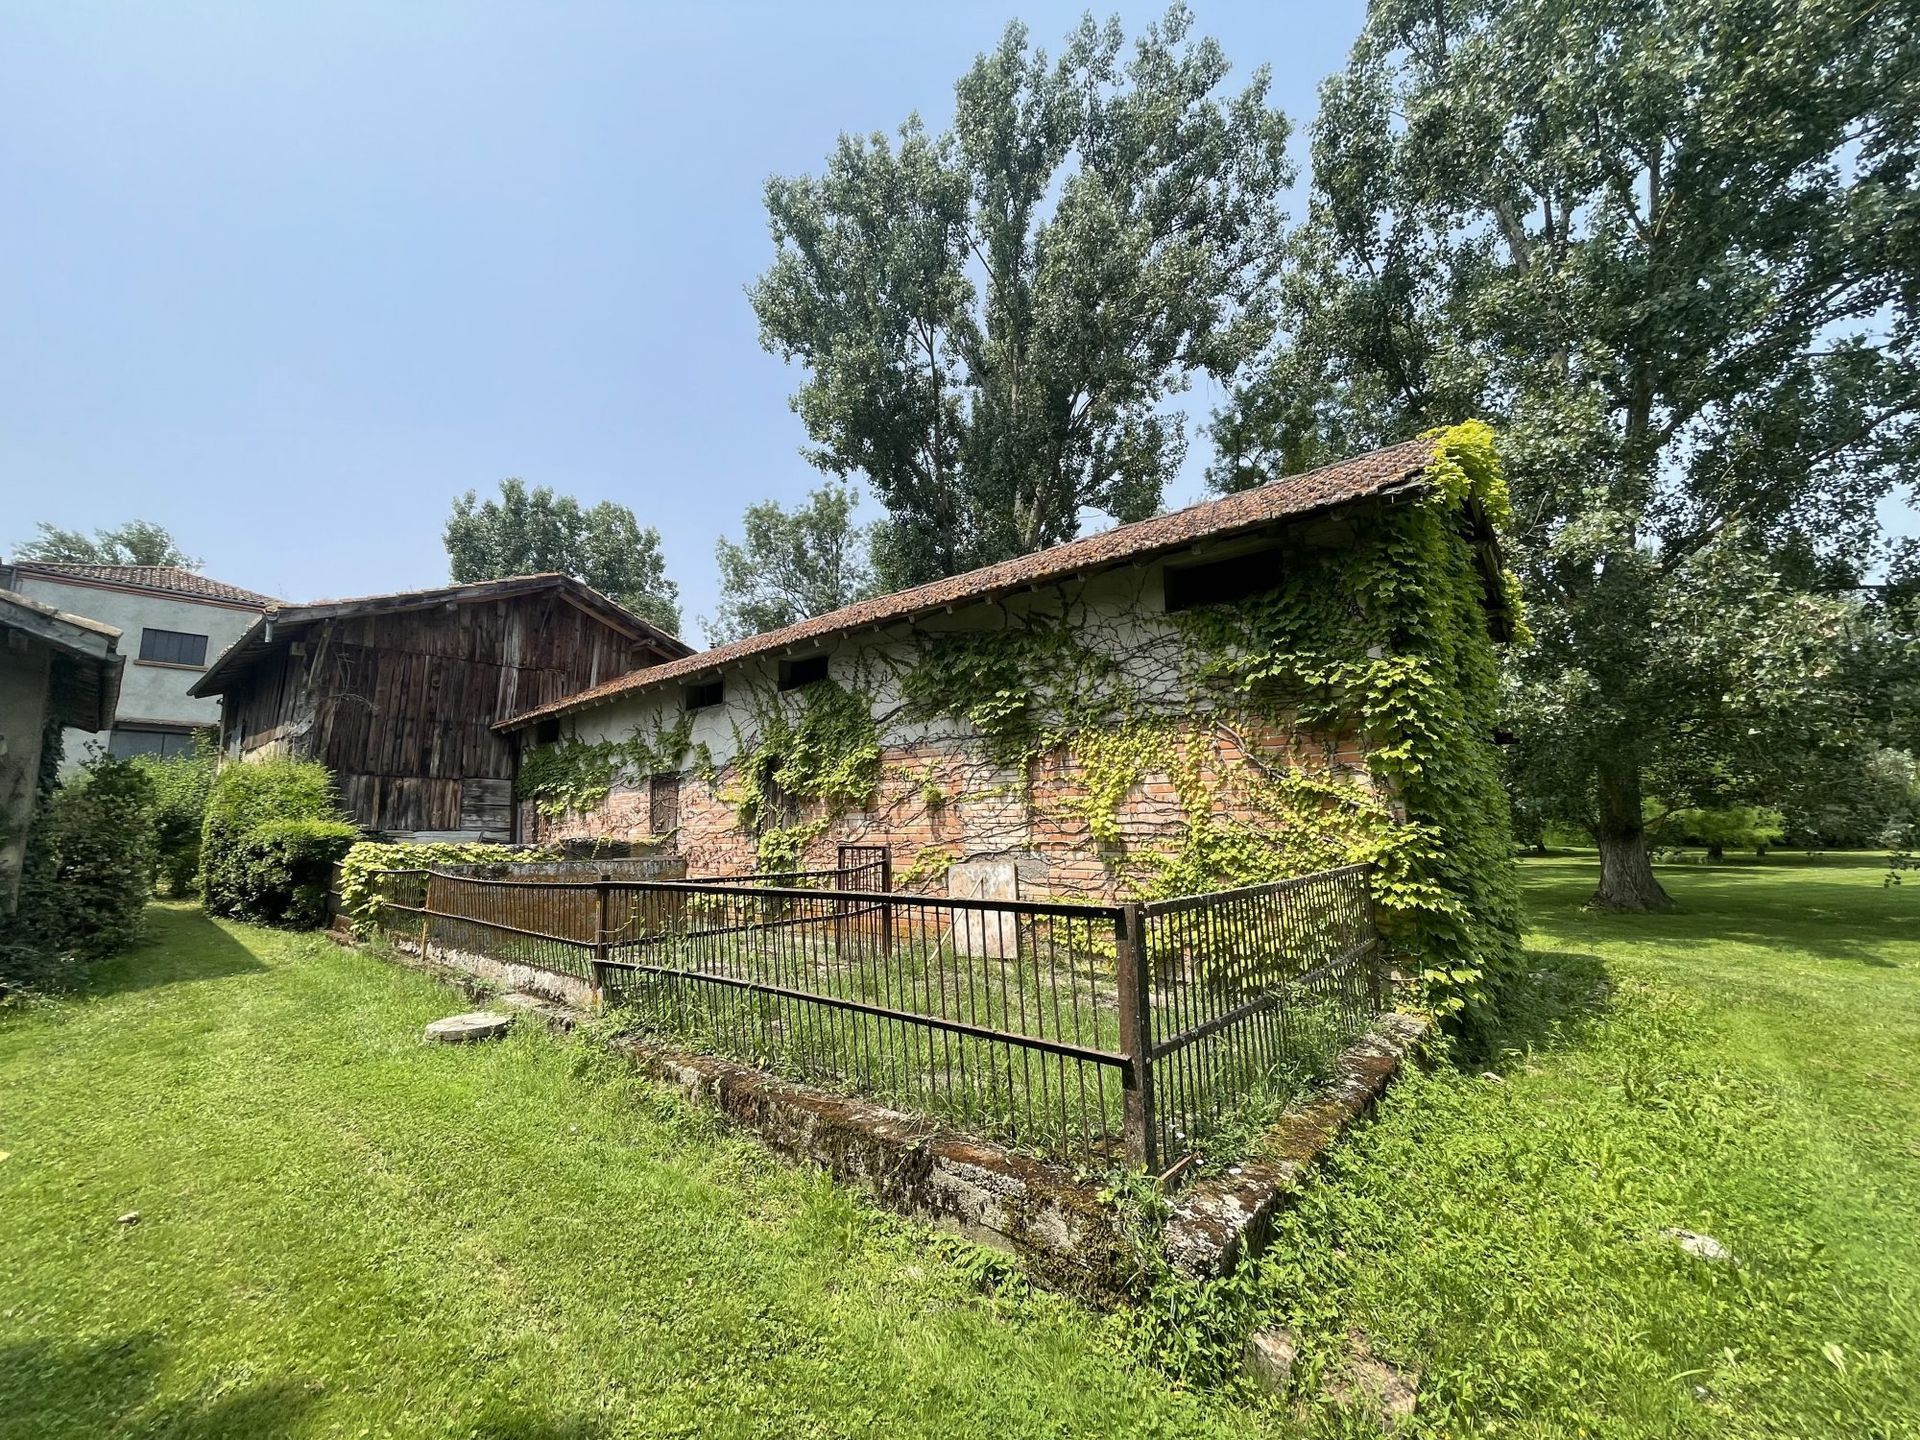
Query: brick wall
524,716,1377,901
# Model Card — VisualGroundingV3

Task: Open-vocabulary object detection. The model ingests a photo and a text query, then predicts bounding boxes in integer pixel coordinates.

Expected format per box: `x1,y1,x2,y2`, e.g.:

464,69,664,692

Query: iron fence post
590,875,610,1010
1116,901,1157,1172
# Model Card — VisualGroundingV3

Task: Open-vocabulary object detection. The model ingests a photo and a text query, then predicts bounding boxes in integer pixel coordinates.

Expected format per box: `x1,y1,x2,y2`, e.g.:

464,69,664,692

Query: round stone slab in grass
424,1011,514,1044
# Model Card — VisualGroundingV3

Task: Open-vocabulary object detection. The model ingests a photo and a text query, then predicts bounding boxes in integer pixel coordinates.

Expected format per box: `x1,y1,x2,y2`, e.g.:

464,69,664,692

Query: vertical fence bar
1115,901,1156,1172
590,874,610,1009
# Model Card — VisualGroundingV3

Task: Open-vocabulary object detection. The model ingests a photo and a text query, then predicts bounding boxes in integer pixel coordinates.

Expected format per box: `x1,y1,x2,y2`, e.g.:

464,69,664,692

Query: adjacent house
0,562,274,771
496,432,1520,904
190,575,691,841
0,589,123,911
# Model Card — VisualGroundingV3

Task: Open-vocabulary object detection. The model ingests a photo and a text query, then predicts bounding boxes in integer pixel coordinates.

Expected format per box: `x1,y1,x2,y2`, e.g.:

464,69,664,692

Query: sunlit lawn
2,855,1916,1438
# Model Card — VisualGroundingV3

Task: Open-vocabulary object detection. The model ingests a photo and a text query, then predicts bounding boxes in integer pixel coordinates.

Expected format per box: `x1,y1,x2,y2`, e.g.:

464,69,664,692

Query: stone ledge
613,1036,1133,1301
1164,1011,1431,1279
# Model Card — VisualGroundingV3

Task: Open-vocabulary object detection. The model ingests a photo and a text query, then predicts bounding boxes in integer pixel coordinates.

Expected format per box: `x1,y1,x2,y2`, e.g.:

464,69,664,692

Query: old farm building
498,433,1520,900
192,575,690,840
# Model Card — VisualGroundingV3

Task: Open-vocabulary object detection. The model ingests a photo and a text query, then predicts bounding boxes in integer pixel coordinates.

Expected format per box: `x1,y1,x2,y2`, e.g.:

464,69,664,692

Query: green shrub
133,734,217,896
1646,804,1786,859
3,751,158,990
201,759,346,918
336,840,544,934
228,819,361,928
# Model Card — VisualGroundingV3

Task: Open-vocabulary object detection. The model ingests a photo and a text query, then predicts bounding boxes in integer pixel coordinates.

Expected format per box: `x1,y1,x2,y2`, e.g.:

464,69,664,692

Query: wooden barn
190,575,690,840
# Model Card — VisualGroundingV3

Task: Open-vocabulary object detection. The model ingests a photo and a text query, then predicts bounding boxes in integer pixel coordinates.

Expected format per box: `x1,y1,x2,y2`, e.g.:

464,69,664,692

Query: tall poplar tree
751,6,1293,588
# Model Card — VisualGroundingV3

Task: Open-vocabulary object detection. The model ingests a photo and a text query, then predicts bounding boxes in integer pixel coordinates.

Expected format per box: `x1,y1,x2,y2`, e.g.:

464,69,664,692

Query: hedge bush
133,734,217,897
228,819,362,928
201,759,347,919
2,751,158,990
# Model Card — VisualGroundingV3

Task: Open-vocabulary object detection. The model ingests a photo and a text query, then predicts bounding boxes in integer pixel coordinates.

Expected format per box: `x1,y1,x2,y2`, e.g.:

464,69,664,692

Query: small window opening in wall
137,627,209,666
533,717,561,745
777,654,829,691
684,679,725,710
1162,547,1286,613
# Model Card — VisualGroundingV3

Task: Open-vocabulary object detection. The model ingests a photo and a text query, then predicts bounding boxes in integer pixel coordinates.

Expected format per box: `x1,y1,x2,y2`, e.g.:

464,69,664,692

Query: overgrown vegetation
899,424,1522,1026
131,734,217,897
728,680,882,861
199,759,347,923
336,839,548,932
226,819,360,928
515,715,692,820
2,750,157,989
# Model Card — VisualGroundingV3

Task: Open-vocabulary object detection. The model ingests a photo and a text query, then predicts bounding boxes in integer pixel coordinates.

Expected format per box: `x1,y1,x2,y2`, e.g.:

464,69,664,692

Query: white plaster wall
562,564,1181,764
5,576,260,771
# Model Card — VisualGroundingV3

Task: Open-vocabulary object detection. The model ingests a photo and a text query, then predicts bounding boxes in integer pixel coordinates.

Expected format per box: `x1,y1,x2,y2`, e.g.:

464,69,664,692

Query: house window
777,655,829,691
1162,548,1286,613
533,717,562,745
138,628,209,667
108,726,204,760
684,679,725,710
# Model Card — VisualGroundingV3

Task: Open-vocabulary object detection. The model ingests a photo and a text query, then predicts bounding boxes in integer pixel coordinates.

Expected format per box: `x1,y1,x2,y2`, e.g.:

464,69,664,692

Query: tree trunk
1706,843,1724,860
1590,760,1674,911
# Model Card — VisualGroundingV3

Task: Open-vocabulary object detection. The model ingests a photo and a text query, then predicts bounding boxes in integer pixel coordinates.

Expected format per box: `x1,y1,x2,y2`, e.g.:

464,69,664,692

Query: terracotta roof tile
499,437,1442,731
7,562,278,607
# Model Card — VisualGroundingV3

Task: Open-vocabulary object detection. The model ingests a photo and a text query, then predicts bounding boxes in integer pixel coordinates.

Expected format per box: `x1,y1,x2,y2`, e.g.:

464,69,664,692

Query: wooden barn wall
227,593,657,835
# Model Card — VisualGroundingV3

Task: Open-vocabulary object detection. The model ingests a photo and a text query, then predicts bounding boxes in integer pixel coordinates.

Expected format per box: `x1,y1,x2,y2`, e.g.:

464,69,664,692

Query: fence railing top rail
1137,862,1375,916
362,866,1126,919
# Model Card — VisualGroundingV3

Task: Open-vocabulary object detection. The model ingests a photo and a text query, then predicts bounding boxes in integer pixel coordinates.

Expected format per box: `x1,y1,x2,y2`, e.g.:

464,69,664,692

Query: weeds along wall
520,425,1522,1022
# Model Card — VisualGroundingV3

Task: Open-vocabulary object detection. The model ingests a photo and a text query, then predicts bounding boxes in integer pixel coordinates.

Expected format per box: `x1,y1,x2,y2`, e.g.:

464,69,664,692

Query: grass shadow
80,906,269,999
0,1333,319,1439
1479,948,1614,1061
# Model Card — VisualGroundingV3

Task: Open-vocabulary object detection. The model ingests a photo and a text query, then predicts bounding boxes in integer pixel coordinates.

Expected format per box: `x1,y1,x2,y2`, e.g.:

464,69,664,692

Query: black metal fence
357,858,1382,1170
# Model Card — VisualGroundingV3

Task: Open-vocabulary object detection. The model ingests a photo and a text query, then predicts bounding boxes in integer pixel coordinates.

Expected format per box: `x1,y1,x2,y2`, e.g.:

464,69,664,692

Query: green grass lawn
2,856,1916,1438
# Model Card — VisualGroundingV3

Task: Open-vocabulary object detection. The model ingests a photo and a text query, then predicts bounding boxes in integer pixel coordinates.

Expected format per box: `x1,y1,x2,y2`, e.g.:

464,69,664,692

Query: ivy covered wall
520,424,1522,1022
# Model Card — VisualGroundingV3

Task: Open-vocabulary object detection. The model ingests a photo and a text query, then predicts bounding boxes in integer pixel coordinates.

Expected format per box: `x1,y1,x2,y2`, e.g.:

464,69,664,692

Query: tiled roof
7,562,278,607
499,436,1444,731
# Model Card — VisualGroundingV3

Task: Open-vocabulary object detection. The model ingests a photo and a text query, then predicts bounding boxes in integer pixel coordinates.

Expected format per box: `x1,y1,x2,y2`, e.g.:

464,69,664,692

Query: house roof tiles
498,436,1445,732
4,561,279,607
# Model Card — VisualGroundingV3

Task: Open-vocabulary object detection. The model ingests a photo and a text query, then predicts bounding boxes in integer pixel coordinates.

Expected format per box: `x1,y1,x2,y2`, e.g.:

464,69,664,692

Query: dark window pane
108,728,169,758
138,628,209,666
684,680,724,710
1163,549,1285,613
777,655,828,691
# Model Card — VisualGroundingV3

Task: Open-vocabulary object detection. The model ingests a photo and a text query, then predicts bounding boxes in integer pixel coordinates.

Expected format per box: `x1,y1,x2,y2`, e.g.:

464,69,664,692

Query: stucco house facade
0,589,122,911
0,562,274,772
498,433,1521,911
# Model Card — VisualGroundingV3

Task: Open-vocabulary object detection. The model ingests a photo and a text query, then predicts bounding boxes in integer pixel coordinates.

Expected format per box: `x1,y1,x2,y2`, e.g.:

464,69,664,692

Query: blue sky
0,2,1365,632
3,3,1910,633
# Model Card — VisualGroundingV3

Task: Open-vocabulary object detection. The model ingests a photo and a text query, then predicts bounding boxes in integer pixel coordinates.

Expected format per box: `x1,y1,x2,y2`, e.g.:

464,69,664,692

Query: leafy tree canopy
443,478,681,635
707,482,877,644
752,4,1294,588
1216,0,1920,908
13,519,200,569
